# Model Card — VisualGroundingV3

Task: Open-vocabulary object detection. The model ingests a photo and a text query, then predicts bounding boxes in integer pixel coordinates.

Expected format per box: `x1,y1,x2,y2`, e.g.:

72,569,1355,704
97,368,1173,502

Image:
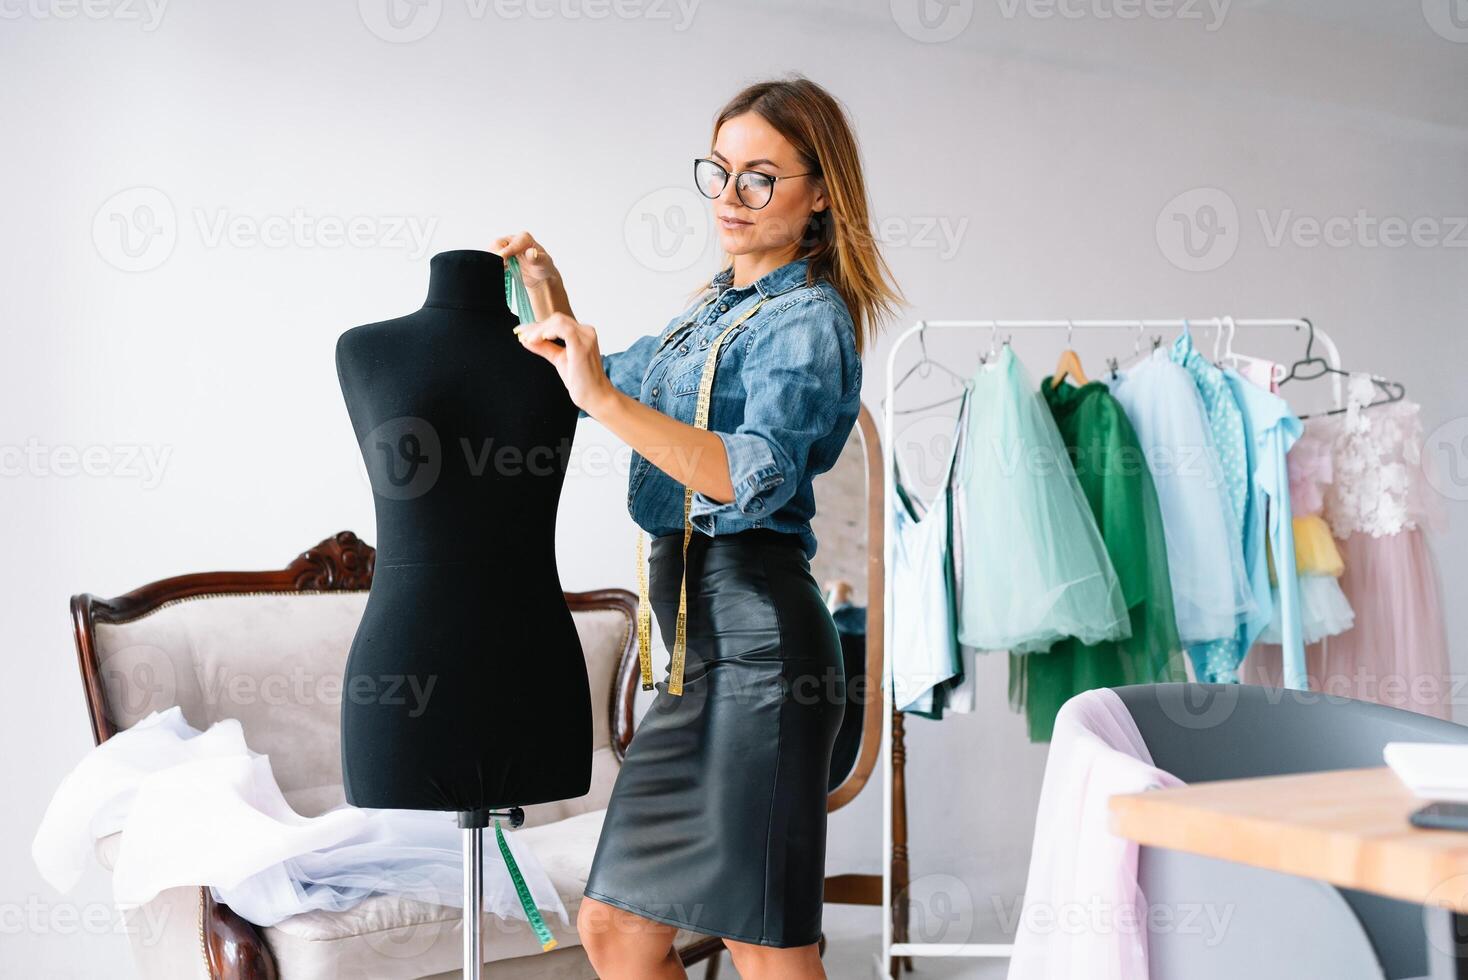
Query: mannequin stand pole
458,807,524,979
462,820,484,980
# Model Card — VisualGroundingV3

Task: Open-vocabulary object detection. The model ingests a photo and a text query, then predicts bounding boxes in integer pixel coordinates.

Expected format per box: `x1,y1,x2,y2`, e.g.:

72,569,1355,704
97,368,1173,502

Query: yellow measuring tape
636,293,769,696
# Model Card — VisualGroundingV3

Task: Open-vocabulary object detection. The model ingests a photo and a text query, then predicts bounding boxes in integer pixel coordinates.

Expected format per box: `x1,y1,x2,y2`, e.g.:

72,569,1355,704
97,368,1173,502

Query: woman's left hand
514,313,616,417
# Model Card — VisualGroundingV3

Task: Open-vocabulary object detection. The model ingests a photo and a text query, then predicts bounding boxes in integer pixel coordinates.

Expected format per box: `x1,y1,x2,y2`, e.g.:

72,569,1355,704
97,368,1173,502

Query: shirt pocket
670,323,749,396
669,357,704,396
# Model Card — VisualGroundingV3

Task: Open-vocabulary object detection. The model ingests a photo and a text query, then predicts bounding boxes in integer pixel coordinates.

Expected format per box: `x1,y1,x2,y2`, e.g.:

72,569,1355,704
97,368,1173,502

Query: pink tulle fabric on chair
1008,688,1183,980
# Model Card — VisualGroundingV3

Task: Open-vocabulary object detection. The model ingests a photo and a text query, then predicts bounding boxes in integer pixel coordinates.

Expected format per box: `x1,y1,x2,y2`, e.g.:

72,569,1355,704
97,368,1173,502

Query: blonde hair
702,74,906,356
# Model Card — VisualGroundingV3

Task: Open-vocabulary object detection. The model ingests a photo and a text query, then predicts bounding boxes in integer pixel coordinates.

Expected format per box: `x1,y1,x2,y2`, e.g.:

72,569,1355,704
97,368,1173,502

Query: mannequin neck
423,250,507,312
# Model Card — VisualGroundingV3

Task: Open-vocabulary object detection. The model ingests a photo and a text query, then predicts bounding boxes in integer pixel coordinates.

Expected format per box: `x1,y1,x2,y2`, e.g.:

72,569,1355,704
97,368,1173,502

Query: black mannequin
336,249,592,814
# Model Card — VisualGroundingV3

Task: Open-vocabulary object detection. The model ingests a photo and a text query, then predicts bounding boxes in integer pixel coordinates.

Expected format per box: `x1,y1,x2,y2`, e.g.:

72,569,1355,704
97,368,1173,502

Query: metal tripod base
458,807,525,979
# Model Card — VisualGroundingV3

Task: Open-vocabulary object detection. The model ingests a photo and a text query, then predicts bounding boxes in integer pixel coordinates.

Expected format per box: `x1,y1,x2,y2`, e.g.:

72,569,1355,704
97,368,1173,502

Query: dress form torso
336,249,591,812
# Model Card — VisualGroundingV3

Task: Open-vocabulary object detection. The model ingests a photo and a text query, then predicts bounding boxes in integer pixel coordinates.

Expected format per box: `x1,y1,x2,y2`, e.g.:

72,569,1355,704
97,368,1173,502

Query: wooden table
1110,766,1468,977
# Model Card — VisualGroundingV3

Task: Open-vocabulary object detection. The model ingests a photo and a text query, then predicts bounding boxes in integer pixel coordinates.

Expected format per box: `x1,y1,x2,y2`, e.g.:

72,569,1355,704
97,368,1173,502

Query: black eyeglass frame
692,157,819,211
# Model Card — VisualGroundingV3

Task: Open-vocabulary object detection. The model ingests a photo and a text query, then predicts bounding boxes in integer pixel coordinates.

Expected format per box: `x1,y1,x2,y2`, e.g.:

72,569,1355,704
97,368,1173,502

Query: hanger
1051,320,1089,388
1216,315,1286,385
1108,320,1160,379
882,321,971,415
980,321,1012,365
1280,318,1405,419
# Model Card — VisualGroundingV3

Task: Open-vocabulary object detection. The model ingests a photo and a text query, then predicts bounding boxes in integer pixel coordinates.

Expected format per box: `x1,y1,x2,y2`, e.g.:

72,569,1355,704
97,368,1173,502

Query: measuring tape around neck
635,293,769,696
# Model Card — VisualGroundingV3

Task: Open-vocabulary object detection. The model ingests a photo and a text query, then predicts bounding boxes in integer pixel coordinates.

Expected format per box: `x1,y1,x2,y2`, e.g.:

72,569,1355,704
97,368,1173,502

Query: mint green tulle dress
1010,377,1186,741
953,347,1130,657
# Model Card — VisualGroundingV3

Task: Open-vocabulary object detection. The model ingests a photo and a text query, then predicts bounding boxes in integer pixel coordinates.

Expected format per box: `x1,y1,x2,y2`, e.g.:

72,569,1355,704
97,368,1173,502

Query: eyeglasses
693,157,818,211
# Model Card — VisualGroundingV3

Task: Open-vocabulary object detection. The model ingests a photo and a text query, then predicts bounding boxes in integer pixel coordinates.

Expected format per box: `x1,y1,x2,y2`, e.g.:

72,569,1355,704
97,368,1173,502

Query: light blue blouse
1223,369,1306,689
1171,328,1255,683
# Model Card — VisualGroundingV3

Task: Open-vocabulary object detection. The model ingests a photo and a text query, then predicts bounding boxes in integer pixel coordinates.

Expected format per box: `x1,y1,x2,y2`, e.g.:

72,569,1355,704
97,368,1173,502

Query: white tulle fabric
30,707,568,929
1007,688,1183,980
1256,575,1355,647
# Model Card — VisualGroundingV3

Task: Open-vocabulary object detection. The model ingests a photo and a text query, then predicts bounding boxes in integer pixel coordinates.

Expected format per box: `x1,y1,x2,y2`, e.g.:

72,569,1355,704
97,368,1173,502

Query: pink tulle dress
1288,377,1449,718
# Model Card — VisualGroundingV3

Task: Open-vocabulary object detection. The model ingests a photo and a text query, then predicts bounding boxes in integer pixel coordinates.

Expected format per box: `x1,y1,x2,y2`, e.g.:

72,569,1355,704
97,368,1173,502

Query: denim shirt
578,256,863,560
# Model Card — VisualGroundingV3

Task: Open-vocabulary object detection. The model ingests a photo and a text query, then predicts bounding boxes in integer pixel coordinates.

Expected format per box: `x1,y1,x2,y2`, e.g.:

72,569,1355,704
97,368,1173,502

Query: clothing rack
876,316,1342,978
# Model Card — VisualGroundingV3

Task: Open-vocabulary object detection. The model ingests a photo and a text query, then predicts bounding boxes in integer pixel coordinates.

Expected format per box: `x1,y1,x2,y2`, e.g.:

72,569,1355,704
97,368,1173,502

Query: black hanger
1280,318,1405,419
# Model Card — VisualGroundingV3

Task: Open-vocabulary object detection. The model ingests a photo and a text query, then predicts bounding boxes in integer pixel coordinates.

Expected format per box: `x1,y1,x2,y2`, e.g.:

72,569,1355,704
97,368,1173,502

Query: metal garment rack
875,317,1342,978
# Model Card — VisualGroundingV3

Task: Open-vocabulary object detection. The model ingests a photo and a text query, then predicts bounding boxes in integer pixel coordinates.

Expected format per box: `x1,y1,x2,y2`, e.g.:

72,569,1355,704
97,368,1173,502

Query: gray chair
1115,683,1468,980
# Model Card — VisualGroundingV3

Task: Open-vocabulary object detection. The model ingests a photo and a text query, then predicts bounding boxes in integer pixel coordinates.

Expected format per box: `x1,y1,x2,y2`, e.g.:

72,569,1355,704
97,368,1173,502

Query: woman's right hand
491,231,575,321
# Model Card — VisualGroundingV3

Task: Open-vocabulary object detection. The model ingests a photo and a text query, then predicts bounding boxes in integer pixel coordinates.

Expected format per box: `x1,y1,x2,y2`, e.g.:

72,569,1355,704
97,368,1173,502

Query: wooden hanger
1051,321,1089,388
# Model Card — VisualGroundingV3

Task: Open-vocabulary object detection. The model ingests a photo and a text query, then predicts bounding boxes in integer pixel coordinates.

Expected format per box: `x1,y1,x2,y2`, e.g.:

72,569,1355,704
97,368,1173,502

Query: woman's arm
590,390,736,504
514,313,737,504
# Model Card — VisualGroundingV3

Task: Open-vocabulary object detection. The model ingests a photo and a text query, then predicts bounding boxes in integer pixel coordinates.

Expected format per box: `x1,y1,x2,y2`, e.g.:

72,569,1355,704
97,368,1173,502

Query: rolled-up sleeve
689,296,850,529
578,331,660,420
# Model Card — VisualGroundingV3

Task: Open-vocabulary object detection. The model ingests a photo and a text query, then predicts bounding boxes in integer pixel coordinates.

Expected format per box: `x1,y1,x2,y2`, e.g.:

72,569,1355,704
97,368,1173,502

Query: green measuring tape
503,254,535,325
495,818,557,951
496,255,556,950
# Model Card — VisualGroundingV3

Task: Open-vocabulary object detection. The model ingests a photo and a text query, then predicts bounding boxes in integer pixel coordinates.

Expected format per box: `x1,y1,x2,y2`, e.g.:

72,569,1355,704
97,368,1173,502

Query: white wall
3,0,1464,974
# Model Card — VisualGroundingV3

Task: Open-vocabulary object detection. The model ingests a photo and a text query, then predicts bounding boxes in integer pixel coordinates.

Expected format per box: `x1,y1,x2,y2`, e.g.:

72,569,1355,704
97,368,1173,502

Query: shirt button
651,386,659,397
679,344,689,355
718,304,728,312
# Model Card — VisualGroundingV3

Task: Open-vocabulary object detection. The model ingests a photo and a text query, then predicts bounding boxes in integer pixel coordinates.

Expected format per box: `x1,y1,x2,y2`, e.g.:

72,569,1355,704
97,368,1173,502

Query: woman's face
705,112,825,258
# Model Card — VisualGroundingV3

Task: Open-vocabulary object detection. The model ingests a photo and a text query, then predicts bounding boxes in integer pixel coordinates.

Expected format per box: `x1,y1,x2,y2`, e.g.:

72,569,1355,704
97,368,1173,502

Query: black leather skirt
583,527,846,948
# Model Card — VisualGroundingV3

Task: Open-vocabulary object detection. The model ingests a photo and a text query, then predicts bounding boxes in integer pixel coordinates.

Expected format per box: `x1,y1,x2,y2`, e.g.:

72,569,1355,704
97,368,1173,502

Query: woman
497,75,902,979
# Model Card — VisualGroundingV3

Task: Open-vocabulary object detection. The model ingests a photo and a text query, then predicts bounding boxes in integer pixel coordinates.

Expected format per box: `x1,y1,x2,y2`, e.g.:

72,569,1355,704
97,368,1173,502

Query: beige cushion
94,592,629,816
91,589,647,977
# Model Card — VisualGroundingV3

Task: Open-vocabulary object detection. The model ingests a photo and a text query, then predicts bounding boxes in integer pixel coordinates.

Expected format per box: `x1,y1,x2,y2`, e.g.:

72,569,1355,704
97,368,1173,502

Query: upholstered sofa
70,531,745,978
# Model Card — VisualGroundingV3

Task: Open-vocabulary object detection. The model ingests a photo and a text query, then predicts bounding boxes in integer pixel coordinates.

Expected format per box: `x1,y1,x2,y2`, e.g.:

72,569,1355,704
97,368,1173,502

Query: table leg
1429,908,1468,979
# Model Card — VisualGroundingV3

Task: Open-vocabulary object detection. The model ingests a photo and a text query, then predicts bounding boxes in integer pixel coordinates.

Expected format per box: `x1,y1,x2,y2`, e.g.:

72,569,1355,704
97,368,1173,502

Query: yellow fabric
1293,514,1344,577
635,293,768,696
1265,514,1346,588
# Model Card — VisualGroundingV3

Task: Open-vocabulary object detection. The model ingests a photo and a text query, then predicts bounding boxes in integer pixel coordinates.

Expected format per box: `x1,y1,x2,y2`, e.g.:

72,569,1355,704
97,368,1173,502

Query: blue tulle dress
953,346,1130,654
1107,349,1254,647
